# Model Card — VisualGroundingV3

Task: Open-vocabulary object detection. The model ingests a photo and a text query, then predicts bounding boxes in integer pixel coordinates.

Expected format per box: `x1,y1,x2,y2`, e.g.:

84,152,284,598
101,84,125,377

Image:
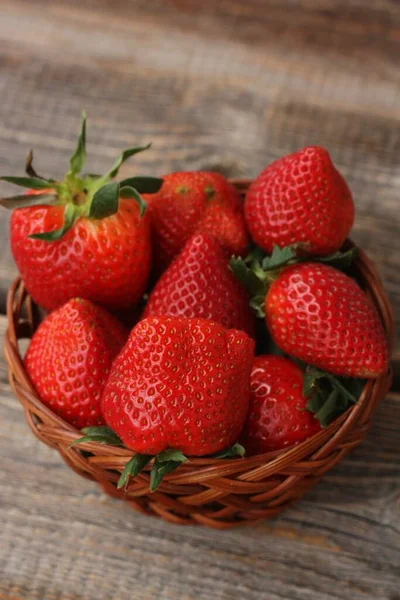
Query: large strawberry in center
102,316,254,456
1,113,163,312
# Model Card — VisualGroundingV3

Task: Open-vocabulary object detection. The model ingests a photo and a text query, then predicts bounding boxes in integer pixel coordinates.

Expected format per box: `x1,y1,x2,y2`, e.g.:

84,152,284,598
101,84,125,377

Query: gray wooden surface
1,316,399,600
0,1,400,598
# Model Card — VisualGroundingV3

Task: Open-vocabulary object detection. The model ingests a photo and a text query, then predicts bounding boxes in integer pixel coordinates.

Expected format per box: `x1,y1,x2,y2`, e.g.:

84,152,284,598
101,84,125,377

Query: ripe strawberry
143,233,255,336
101,316,254,456
241,355,321,455
245,146,354,256
231,248,389,378
144,171,249,269
265,263,389,377
1,113,163,312
25,298,127,429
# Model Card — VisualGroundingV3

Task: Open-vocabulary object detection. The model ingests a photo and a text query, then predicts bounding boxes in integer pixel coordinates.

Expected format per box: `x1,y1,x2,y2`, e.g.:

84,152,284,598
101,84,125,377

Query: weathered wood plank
0,314,399,600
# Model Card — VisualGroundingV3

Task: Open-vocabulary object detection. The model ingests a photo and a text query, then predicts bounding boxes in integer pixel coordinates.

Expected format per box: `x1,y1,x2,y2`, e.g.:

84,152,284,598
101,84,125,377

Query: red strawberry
1,113,162,312
241,355,321,455
144,171,249,269
101,316,254,456
10,198,151,312
143,233,255,336
25,298,127,429
265,263,389,377
245,146,354,256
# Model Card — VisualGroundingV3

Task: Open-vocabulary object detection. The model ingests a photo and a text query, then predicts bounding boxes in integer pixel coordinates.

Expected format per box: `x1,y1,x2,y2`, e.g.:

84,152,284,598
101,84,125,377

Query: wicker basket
4,179,394,529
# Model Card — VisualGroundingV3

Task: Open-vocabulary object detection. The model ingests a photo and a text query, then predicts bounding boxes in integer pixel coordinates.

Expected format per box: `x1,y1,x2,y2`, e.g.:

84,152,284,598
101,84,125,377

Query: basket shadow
295,394,400,508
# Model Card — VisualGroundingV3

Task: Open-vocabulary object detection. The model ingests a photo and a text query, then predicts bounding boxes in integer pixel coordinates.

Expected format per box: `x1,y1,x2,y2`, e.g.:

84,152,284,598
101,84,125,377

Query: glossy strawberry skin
144,171,249,269
11,197,151,312
143,233,255,336
101,316,255,456
241,355,321,455
265,263,389,377
25,298,127,429
245,146,354,256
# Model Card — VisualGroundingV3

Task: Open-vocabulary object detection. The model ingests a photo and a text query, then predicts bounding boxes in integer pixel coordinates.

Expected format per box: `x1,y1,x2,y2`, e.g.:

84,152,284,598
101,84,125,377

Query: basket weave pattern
4,180,394,529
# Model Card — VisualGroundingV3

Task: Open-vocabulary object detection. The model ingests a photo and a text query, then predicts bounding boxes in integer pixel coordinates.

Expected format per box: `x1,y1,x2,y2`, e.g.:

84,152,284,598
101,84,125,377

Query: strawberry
230,249,389,378
1,113,163,312
143,233,255,336
245,146,354,256
266,263,388,377
144,171,249,269
25,298,127,429
101,316,254,457
240,355,321,455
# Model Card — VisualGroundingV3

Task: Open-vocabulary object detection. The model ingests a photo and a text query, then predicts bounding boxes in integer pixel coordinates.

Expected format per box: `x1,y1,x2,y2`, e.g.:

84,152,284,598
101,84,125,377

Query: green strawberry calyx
70,426,246,492
303,366,364,427
230,243,358,318
0,111,163,241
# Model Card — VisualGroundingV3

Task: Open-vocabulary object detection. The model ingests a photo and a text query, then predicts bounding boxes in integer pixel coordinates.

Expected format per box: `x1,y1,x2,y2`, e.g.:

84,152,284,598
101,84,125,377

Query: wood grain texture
0,0,399,382
0,315,399,600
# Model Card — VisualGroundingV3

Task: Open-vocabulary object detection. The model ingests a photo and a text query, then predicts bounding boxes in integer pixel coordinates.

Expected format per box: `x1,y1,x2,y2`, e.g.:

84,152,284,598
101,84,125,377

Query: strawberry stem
0,111,160,240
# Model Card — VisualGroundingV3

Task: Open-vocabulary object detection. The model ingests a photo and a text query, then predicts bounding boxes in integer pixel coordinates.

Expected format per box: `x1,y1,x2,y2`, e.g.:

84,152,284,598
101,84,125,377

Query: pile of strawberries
1,114,389,490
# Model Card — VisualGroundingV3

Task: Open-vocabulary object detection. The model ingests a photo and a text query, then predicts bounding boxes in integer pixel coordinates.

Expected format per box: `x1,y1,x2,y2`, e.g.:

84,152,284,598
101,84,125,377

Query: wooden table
0,1,399,598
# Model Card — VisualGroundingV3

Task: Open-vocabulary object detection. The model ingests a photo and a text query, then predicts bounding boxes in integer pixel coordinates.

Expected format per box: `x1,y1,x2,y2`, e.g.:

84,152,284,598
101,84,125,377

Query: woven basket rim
3,178,394,479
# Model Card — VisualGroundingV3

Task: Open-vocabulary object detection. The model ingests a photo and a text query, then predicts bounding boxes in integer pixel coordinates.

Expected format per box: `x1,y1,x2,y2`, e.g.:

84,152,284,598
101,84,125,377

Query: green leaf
69,425,124,448
117,454,152,489
341,377,366,399
120,185,146,217
314,389,340,428
318,247,358,270
85,173,102,179
89,182,120,219
306,390,326,414
244,246,266,264
81,426,122,440
303,367,326,397
262,244,297,270
211,443,246,458
119,176,163,194
105,143,151,180
150,458,183,492
303,367,357,403
69,435,120,445
229,256,266,297
249,295,266,319
157,449,188,463
29,203,76,241
0,192,58,210
0,176,54,190
68,111,87,176
304,367,361,427
25,149,51,181
332,380,357,404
